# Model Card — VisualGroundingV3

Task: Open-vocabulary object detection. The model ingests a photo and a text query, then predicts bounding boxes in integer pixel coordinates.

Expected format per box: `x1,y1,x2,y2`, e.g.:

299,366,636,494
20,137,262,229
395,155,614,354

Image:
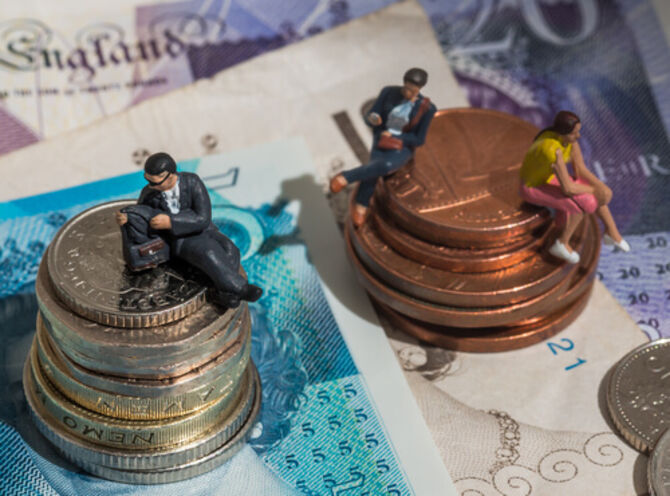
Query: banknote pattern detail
0,161,411,494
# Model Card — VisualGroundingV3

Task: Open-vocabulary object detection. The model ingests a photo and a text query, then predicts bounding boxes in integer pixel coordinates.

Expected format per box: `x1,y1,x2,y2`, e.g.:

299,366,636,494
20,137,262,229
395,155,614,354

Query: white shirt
162,177,180,214
386,99,414,135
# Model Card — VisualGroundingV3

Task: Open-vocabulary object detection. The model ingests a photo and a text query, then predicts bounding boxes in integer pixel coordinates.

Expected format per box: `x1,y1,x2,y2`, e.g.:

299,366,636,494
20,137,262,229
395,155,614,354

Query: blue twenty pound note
0,139,454,495
419,0,670,339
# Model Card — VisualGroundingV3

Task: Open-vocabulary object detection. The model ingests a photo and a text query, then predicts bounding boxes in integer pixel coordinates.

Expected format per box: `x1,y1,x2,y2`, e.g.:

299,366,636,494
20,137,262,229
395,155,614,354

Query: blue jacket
367,86,437,150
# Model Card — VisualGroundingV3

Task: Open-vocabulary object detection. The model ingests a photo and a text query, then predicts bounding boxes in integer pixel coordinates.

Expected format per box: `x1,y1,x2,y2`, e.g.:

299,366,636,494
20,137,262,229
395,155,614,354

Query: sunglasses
146,172,172,186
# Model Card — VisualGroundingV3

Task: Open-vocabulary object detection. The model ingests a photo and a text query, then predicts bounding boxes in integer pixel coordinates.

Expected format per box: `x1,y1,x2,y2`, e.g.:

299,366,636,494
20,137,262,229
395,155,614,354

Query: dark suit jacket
367,86,437,150
138,172,216,251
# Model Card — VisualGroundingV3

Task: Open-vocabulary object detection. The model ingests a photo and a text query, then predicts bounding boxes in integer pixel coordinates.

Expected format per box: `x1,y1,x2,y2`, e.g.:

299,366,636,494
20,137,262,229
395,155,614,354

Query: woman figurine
329,68,436,227
520,110,630,264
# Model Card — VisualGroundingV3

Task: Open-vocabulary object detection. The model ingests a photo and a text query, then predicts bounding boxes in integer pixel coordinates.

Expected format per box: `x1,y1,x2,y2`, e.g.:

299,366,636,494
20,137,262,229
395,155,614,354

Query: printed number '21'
546,338,586,371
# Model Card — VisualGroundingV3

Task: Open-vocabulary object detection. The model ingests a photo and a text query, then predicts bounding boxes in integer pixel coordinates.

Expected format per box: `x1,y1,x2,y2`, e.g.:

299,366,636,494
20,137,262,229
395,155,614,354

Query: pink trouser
519,176,598,228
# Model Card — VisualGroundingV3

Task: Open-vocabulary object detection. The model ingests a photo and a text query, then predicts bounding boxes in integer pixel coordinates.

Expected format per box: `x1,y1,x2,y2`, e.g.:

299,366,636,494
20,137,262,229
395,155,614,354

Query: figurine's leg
354,178,378,207
558,212,584,246
350,149,413,207
340,158,388,185
176,236,247,295
210,230,241,268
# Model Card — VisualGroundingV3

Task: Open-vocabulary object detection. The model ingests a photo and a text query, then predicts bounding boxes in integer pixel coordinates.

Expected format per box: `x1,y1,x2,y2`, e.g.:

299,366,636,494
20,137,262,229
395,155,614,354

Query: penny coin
378,108,548,247
24,359,260,472
607,339,670,453
372,202,551,273
37,259,243,376
344,215,597,327
35,321,249,420
372,284,593,352
26,348,246,451
648,427,670,496
47,200,208,327
349,210,586,308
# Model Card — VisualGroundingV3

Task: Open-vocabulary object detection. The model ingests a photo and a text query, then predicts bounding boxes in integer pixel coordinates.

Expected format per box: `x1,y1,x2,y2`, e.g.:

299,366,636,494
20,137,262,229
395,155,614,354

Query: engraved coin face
649,428,670,496
47,200,208,327
380,108,549,247
608,339,670,453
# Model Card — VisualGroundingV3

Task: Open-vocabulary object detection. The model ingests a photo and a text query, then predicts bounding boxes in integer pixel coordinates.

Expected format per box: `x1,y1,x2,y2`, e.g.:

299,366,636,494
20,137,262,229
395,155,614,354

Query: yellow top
520,131,573,187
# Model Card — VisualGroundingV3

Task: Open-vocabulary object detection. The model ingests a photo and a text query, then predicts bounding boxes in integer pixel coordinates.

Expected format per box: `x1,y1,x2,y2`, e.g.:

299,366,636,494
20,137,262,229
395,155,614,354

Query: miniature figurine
519,110,630,264
116,152,262,308
329,68,436,227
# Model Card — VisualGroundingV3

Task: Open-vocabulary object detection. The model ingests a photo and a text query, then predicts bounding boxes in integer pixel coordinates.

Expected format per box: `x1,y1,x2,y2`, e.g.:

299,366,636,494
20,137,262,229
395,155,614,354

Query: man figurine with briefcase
116,152,262,309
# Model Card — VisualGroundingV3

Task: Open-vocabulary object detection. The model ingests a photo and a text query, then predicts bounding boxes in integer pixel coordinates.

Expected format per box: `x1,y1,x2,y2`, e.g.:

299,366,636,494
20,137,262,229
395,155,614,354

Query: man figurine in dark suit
329,68,436,227
115,152,262,308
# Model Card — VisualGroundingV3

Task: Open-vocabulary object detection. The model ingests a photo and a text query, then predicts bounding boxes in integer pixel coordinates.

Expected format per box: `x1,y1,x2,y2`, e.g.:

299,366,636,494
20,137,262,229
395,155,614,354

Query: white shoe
548,240,580,264
603,233,631,252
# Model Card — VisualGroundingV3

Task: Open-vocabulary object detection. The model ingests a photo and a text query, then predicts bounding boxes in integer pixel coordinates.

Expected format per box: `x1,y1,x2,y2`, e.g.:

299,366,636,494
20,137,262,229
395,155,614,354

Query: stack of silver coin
22,201,261,484
606,338,670,496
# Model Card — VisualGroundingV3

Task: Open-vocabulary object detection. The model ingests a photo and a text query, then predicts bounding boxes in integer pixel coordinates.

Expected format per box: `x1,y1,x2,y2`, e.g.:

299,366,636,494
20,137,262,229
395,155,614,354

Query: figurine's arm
366,87,390,128
553,148,594,196
168,175,212,237
400,104,436,148
571,141,612,204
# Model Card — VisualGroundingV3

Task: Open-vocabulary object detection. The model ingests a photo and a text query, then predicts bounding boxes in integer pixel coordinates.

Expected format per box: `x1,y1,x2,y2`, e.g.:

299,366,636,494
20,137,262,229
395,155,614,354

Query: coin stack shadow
22,202,261,484
344,108,601,352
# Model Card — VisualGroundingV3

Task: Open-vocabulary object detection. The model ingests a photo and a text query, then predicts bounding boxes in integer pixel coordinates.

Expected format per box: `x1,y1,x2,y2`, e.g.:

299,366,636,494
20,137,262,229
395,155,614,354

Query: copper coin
344,215,597,328
348,211,587,308
378,108,548,248
372,284,592,352
372,202,551,273
373,223,599,353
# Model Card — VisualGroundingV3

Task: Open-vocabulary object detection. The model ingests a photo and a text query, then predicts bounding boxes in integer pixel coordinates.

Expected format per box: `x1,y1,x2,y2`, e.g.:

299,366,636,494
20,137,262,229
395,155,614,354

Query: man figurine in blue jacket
116,152,262,309
329,68,436,227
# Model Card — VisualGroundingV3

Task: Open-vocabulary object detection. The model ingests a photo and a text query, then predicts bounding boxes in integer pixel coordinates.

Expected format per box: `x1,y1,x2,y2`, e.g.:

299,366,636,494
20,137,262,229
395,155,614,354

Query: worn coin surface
379,108,548,247
24,359,260,472
43,321,251,399
608,339,670,453
35,322,250,420
37,259,243,376
372,202,551,273
27,348,246,450
44,309,246,379
648,427,670,496
350,212,586,308
47,201,208,327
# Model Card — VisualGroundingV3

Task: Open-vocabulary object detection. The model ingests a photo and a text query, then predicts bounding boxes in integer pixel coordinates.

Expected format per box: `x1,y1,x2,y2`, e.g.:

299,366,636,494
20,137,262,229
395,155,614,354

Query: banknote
0,0,395,156
0,138,455,495
0,1,467,205
0,1,664,494
417,0,670,341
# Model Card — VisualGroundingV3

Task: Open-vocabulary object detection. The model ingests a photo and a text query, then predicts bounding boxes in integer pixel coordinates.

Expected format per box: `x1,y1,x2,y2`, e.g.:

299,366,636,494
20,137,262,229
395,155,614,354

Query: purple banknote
0,0,395,156
420,0,670,338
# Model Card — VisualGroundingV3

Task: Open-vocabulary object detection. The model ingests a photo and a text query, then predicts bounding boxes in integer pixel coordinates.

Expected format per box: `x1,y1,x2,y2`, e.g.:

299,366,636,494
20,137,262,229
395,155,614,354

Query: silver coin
44,309,246,379
40,319,250,399
37,260,239,370
649,428,670,496
28,346,247,450
35,324,249,420
46,201,208,327
25,358,260,472
607,338,670,453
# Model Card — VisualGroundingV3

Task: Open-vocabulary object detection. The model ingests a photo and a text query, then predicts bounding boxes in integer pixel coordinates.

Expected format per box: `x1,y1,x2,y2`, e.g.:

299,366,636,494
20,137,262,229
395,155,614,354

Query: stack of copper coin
22,201,260,484
344,108,600,352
